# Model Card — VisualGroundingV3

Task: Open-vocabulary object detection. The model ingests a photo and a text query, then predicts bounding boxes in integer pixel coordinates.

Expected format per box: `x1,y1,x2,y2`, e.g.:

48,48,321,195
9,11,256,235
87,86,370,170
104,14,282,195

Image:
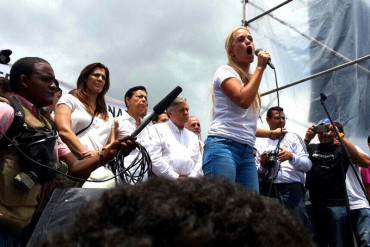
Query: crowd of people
0,26,369,247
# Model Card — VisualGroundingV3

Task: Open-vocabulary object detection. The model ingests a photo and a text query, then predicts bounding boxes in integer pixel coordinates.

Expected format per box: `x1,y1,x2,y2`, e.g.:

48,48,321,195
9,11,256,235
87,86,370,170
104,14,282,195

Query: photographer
256,106,312,228
0,57,136,246
304,118,366,247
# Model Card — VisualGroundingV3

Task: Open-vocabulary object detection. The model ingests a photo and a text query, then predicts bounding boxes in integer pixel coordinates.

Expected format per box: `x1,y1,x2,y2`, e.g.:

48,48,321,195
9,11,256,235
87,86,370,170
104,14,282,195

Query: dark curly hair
45,177,313,247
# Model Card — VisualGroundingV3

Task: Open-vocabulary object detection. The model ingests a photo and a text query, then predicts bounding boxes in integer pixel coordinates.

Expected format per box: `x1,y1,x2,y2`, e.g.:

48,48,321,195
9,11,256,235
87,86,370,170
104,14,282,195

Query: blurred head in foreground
46,177,313,247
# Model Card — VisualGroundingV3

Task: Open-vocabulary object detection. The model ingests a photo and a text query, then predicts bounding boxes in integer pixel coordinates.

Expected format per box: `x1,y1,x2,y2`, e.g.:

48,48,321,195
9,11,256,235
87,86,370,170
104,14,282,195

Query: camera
313,124,329,134
265,150,278,167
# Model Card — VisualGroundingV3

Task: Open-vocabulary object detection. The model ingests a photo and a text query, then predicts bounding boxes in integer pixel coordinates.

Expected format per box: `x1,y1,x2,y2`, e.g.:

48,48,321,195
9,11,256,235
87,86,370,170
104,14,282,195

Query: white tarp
248,0,370,151
0,64,10,79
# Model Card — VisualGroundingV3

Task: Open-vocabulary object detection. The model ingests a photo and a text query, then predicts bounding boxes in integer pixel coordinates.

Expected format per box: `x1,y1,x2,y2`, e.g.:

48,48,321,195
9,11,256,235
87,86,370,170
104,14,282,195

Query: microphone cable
264,61,284,197
110,142,152,185
0,131,148,184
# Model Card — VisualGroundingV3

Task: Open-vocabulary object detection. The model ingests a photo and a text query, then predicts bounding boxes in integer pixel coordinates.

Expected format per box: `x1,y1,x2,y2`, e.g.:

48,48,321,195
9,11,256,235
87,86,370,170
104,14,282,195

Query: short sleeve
214,65,240,88
0,102,15,140
57,94,79,112
361,167,370,185
56,137,71,157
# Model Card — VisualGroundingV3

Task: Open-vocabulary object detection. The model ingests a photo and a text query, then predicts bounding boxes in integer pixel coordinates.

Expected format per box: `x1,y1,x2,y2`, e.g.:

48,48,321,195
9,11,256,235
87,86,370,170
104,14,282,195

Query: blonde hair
225,26,261,112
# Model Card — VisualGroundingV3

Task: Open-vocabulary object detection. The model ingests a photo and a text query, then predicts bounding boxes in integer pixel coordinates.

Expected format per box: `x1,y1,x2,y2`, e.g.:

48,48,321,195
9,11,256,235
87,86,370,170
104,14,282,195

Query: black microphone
255,49,275,69
131,86,183,137
153,86,182,114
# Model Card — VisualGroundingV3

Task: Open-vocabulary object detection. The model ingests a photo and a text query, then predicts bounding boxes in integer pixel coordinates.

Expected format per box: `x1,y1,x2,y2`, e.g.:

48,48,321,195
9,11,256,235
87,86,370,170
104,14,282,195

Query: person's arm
221,52,270,109
61,137,137,178
189,139,203,177
256,128,287,140
0,102,15,140
148,126,180,179
256,150,269,173
304,126,315,145
106,118,118,145
55,104,87,157
341,138,370,168
278,134,312,172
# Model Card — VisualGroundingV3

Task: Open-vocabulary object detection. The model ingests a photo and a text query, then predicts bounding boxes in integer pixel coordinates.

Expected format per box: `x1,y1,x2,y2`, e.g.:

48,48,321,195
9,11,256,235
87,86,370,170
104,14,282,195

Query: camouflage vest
0,96,57,231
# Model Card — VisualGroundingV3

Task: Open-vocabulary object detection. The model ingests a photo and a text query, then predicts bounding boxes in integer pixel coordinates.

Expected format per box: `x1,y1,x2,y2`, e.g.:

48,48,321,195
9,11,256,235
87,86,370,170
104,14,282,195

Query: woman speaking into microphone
202,26,271,192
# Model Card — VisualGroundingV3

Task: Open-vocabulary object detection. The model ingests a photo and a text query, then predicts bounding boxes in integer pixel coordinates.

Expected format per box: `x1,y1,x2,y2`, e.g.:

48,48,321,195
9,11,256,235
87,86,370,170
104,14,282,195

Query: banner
0,64,11,79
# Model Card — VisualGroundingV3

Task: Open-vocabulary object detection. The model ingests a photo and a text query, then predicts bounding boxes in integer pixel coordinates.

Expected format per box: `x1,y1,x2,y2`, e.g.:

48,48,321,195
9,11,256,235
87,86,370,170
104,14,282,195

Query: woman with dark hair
55,63,116,188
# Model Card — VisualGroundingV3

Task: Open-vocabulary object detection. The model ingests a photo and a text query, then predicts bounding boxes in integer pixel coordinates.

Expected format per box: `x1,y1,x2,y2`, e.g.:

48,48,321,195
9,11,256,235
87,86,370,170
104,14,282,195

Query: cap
317,118,331,125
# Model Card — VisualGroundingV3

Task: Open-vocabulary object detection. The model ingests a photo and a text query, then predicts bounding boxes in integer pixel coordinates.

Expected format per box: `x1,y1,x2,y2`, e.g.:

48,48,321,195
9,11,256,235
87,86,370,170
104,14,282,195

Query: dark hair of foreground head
44,177,313,247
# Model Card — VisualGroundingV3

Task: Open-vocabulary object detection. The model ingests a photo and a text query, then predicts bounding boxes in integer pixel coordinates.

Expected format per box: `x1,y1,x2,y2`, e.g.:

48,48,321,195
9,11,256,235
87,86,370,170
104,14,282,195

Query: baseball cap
317,118,331,125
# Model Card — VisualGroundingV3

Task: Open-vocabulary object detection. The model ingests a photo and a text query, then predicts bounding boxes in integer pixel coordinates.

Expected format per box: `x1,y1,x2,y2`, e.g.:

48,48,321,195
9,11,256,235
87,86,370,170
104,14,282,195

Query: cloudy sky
3,0,368,150
1,0,250,137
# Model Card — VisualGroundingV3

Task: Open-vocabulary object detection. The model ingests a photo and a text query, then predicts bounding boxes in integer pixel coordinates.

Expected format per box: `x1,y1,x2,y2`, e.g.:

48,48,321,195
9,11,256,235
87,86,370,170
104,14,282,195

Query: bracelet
338,132,345,139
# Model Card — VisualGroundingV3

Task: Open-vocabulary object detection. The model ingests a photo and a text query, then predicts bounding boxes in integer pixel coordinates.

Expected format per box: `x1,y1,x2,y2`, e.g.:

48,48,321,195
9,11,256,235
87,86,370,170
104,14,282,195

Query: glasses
273,116,287,120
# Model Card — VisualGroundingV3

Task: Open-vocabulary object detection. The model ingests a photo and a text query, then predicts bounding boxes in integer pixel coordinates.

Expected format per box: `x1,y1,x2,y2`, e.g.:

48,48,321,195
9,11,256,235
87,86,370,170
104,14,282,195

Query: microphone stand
319,93,365,246
320,93,369,203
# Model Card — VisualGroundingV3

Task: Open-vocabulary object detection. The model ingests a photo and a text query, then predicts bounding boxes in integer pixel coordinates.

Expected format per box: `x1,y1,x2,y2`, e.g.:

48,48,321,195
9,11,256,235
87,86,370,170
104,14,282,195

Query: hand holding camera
278,147,293,162
260,150,278,168
304,124,331,144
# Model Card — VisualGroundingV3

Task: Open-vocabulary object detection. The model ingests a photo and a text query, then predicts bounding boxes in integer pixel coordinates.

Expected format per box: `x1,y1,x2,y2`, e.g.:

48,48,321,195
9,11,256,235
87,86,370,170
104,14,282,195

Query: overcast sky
3,0,367,150
0,0,251,138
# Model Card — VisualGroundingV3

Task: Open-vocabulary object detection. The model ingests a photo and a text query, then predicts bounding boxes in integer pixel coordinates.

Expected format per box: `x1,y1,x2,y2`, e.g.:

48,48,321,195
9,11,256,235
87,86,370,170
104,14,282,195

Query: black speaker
26,188,105,246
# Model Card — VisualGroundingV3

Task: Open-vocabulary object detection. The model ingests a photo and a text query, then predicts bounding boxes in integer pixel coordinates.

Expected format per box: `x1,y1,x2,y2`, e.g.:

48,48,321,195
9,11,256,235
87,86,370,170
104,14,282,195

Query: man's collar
124,110,143,126
168,119,184,132
13,94,39,116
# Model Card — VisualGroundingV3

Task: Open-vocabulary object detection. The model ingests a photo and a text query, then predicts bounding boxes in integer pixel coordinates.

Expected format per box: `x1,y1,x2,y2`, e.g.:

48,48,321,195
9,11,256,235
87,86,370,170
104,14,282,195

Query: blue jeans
309,205,352,247
265,183,312,232
350,208,370,247
0,229,20,247
202,136,259,193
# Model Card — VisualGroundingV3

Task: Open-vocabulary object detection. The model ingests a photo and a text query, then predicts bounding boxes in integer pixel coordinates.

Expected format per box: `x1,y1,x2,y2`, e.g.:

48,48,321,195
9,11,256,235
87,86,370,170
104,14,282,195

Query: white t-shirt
57,94,115,188
208,65,257,147
346,146,370,210
57,94,113,151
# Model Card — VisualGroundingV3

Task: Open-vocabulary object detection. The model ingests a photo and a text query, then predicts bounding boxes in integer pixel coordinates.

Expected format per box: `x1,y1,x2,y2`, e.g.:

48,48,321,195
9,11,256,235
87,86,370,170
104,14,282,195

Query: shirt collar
13,94,39,116
168,119,184,134
123,110,143,126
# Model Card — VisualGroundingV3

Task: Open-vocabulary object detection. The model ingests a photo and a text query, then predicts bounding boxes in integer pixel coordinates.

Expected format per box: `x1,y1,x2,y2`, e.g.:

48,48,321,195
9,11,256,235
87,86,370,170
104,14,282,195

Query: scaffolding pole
241,0,248,26
261,54,370,97
245,0,293,25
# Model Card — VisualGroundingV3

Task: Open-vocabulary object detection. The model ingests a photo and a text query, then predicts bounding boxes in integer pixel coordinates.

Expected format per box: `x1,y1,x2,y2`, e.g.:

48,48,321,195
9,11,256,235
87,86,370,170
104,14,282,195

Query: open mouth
246,46,253,55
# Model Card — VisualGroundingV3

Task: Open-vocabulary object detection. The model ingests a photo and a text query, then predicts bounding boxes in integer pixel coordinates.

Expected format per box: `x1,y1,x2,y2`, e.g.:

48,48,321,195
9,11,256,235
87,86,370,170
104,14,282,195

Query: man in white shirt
256,106,312,227
115,86,151,184
333,122,370,247
149,97,203,179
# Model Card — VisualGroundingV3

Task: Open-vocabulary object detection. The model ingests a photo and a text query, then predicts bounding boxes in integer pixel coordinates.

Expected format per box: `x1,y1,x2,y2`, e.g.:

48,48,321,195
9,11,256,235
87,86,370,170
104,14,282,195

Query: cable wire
1,132,150,183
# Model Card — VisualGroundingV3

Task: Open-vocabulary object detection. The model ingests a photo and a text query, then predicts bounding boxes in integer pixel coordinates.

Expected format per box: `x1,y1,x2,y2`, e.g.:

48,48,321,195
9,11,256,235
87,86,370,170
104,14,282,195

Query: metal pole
261,54,370,97
248,1,370,75
241,0,248,26
246,0,293,25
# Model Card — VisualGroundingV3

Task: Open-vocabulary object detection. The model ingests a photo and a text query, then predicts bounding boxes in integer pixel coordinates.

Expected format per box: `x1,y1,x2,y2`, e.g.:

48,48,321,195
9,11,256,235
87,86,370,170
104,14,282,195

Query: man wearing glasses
256,106,312,228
